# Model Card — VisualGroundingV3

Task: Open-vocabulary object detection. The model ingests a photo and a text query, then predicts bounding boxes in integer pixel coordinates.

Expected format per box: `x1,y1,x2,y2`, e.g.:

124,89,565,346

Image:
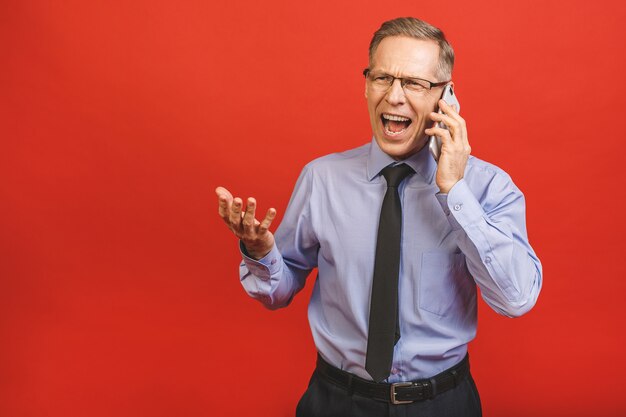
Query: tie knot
380,164,414,188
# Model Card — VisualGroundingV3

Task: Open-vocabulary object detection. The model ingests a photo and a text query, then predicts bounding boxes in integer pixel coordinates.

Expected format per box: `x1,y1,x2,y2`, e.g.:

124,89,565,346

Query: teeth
384,126,406,135
382,114,410,122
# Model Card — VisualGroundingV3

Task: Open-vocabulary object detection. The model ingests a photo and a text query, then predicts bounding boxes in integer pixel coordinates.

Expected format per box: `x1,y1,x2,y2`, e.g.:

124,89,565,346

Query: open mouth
381,113,412,136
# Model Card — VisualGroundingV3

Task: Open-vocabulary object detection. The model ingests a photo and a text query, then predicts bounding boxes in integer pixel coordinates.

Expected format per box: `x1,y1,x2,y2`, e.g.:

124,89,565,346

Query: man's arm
426,100,542,317
215,166,319,309
436,173,542,317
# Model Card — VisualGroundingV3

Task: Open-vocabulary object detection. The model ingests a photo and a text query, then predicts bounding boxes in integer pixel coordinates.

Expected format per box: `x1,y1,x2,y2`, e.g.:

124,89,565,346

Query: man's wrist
241,242,272,260
437,182,454,194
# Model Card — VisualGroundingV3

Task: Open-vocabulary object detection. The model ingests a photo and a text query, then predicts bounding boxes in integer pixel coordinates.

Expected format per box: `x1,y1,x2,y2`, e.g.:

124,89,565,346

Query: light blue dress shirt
239,138,542,382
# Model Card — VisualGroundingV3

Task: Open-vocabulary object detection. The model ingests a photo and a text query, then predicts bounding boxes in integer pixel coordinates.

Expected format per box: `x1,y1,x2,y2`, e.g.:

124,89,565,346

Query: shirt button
270,258,277,265
391,368,400,375
453,203,462,211
485,256,492,263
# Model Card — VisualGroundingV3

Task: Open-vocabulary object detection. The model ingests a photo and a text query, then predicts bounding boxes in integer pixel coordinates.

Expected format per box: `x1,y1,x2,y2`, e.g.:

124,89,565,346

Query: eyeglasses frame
363,68,450,92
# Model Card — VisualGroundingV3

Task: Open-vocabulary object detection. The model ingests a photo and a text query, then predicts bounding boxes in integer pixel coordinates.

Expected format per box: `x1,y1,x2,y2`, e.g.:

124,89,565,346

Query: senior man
216,17,542,417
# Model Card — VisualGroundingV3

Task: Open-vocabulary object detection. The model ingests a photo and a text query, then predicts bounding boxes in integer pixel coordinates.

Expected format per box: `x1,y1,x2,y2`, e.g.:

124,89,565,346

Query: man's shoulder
303,142,370,173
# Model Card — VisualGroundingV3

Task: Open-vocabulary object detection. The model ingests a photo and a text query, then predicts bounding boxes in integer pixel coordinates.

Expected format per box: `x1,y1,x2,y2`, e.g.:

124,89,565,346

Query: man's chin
375,135,426,160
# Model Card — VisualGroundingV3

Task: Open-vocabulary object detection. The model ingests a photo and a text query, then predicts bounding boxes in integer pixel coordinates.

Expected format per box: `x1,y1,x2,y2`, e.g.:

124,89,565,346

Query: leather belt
315,354,470,404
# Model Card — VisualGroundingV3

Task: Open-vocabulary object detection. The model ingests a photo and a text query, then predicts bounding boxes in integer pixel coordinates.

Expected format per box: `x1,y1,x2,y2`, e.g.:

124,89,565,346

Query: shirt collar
366,137,437,183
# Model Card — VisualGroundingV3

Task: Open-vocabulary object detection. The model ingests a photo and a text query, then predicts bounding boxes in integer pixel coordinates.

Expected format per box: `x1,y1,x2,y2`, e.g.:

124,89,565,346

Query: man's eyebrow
370,70,431,80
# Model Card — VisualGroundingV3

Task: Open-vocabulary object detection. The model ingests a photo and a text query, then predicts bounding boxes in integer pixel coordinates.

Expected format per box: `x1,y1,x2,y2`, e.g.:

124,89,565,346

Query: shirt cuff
435,179,485,230
239,242,282,281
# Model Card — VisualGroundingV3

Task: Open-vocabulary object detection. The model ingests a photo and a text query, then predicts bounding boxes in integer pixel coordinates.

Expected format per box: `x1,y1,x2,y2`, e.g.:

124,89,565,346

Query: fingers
242,197,257,234
425,123,453,147
426,122,470,155
433,100,469,147
229,197,244,230
239,201,277,260
215,187,277,239
216,186,234,220
258,208,277,234
438,99,461,120
215,186,233,200
426,101,471,159
429,111,460,138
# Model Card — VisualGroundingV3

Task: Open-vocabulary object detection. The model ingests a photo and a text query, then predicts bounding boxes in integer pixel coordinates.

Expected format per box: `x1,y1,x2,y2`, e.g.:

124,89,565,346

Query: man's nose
385,79,406,105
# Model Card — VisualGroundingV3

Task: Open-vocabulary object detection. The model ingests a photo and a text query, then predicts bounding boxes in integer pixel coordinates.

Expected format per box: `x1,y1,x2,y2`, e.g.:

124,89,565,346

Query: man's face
365,36,445,160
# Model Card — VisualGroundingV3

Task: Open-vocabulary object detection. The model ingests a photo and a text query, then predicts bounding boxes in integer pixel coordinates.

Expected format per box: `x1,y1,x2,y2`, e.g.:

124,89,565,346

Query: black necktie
365,163,414,382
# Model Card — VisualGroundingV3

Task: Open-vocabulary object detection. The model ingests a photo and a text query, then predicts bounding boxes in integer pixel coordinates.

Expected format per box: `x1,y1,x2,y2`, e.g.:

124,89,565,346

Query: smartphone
428,84,460,162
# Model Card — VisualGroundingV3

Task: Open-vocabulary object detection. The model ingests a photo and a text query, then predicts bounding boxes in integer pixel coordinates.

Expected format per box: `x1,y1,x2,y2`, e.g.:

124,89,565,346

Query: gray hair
368,17,455,81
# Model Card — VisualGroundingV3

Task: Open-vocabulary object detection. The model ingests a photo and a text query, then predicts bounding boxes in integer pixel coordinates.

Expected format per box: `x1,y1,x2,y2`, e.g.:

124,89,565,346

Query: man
216,17,541,417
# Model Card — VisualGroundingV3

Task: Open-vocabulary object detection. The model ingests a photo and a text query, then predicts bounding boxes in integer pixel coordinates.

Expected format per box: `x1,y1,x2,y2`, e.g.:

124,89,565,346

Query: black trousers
296,367,482,417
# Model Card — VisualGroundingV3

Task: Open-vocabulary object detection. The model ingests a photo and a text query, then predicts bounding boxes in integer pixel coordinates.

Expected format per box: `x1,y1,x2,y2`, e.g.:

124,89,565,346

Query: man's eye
374,75,391,82
405,79,428,90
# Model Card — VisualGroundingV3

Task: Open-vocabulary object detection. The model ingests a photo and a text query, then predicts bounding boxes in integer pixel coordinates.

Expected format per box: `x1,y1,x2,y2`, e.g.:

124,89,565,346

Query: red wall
2,1,626,416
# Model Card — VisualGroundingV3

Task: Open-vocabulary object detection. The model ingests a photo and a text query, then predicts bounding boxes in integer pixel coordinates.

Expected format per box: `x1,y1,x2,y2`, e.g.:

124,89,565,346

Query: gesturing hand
215,186,277,260
424,99,471,194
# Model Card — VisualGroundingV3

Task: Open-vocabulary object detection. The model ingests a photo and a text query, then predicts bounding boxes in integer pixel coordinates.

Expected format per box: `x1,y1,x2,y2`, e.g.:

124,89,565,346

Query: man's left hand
425,99,471,194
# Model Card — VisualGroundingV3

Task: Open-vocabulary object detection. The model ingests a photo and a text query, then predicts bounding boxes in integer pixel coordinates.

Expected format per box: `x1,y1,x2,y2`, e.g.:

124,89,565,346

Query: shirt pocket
418,250,475,317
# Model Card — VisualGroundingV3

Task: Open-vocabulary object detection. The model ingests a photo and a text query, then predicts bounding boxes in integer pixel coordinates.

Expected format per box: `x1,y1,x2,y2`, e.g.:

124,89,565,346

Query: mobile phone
428,84,460,162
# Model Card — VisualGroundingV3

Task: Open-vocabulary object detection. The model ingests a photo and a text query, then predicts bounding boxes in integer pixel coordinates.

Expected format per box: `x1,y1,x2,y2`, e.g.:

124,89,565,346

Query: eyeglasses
363,69,449,94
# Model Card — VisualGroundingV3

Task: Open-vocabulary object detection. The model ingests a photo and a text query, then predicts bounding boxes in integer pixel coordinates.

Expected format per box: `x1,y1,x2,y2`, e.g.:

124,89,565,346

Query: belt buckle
390,382,414,405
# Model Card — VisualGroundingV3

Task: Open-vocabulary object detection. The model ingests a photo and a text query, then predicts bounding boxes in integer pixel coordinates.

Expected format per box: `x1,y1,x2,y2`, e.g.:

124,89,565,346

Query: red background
2,0,625,416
